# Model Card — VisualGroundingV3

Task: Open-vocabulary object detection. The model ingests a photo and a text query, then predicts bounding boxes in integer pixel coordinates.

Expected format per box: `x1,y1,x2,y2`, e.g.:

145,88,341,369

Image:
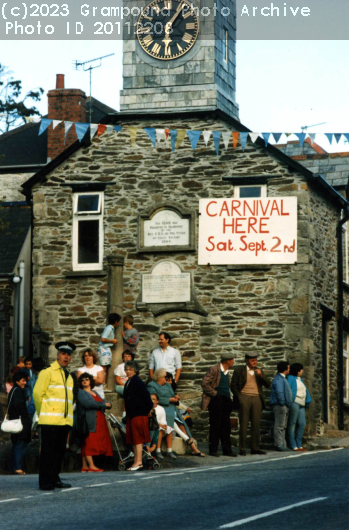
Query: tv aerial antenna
73,53,115,123
300,122,326,132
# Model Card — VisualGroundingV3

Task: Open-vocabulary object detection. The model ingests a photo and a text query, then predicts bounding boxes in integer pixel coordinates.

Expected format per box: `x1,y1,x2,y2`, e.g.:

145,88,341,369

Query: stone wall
0,173,31,202
30,114,342,442
0,279,14,387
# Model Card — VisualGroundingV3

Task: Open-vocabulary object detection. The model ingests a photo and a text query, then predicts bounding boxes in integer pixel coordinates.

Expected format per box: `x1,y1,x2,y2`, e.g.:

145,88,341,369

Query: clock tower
120,0,239,119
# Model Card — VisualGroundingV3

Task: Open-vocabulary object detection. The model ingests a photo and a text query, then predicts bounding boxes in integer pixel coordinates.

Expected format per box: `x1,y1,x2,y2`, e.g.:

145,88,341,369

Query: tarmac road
0,448,348,530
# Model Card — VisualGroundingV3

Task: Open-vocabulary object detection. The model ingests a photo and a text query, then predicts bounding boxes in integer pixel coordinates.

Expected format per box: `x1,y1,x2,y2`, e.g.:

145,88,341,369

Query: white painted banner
198,197,297,265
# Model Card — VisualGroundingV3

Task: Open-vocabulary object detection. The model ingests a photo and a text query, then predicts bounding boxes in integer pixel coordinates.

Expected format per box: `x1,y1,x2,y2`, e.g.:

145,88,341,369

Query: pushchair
105,413,161,471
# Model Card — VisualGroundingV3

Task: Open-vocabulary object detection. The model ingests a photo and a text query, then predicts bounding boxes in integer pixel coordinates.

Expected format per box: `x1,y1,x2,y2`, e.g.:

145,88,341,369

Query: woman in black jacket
124,360,153,471
8,371,32,475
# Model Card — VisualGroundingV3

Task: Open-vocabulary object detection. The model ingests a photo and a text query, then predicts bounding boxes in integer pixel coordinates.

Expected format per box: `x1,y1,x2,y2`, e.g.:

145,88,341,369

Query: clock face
137,0,199,60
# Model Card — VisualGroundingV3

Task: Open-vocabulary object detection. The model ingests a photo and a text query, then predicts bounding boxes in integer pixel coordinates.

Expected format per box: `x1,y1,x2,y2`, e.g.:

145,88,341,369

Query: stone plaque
138,204,195,252
142,261,191,303
144,210,189,247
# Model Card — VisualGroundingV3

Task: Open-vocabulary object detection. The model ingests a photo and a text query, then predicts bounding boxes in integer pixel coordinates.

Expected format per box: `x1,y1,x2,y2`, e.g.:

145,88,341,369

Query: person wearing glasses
77,372,113,472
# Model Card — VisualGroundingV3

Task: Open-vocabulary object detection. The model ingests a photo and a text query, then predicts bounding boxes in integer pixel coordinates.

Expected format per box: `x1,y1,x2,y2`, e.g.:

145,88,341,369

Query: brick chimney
47,74,87,161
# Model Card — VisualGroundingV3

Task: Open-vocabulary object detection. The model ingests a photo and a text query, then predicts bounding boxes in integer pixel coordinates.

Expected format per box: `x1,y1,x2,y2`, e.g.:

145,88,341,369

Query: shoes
191,452,205,457
55,481,71,489
13,470,26,475
156,452,164,460
209,452,220,457
127,464,143,471
223,452,238,457
239,450,247,456
39,484,55,491
296,447,308,452
251,449,267,455
81,468,89,472
88,468,104,472
275,446,289,452
167,452,177,459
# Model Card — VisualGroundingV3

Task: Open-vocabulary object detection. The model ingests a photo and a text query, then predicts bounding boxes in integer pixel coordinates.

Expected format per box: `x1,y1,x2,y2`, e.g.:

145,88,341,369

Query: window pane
77,194,99,213
239,186,262,198
78,220,99,263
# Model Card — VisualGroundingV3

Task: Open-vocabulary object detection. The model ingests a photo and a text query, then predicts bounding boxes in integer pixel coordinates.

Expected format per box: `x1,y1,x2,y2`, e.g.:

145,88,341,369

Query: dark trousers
10,440,28,472
39,425,70,488
208,394,233,454
239,394,263,451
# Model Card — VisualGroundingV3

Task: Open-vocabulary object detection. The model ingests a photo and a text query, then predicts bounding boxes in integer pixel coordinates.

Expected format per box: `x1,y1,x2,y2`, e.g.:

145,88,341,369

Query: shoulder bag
1,388,23,434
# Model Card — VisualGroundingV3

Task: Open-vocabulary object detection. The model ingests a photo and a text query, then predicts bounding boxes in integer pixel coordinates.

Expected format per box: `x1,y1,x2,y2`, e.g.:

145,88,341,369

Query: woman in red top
77,373,113,472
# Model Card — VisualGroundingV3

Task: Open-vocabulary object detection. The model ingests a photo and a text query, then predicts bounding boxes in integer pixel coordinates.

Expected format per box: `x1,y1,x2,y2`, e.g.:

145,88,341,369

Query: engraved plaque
144,210,189,247
142,261,191,303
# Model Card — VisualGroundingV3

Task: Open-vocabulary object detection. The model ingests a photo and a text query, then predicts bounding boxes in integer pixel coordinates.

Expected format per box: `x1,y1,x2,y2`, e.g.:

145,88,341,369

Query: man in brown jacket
231,353,270,456
201,353,237,457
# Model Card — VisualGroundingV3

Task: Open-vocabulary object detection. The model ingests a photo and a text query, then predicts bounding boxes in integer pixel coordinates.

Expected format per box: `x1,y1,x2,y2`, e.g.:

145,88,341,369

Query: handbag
74,409,89,439
1,388,23,434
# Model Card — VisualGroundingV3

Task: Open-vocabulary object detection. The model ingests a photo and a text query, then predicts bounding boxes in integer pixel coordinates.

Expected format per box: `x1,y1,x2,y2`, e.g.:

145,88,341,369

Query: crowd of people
3,312,312,484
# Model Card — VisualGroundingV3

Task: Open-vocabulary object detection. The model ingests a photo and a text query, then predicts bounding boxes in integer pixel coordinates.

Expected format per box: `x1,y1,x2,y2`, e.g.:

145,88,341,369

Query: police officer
33,341,75,490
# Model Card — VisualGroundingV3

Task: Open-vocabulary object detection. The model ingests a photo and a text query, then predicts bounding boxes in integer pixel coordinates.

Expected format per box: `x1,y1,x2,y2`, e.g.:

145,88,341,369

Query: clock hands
165,1,184,35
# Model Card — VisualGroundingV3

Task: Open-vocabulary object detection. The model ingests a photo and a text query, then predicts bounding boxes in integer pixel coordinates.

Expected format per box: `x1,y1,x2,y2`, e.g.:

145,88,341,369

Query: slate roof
21,108,349,210
0,202,31,274
0,97,117,172
0,122,47,171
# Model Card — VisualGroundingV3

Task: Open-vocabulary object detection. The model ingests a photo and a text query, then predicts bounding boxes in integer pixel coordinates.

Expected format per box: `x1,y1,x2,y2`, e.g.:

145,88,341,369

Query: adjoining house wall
29,115,342,441
0,174,32,202
0,279,14,387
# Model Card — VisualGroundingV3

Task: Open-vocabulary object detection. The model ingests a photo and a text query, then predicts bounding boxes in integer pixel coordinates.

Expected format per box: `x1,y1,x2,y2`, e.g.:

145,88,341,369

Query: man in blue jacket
270,361,292,451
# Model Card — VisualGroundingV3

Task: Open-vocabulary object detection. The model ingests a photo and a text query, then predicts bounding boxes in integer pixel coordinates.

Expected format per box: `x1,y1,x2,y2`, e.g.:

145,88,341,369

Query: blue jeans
288,402,306,449
10,440,28,472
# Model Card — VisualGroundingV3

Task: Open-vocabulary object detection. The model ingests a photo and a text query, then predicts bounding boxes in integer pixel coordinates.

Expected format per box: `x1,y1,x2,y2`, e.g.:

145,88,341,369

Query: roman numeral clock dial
137,0,199,60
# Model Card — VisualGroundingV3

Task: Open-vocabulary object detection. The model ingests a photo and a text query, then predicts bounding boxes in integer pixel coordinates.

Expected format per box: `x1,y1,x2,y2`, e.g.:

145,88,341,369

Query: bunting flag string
3,115,348,154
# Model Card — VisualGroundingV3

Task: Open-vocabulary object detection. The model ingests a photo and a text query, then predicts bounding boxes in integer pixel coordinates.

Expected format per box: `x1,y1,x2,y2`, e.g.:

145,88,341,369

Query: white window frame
344,222,349,284
72,191,104,271
234,184,267,198
344,333,349,404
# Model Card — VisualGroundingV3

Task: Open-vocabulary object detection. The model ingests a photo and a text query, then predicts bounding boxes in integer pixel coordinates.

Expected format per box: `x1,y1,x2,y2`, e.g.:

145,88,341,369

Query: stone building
18,0,349,442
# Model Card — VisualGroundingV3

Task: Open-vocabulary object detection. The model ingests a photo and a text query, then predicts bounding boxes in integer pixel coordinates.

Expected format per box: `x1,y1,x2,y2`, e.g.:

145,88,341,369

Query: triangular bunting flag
262,133,271,147
75,123,90,142
176,130,186,149
114,126,122,133
52,120,61,129
308,133,316,145
165,129,170,139
249,133,259,143
90,124,98,140
170,130,178,151
38,119,52,136
212,131,221,155
187,130,202,150
97,124,107,137
295,133,306,147
325,133,333,145
64,121,73,143
106,125,114,136
202,131,211,146
232,132,239,148
129,127,138,146
240,132,248,152
343,134,349,144
334,133,342,144
222,132,231,150
144,127,156,147
272,133,282,144
285,133,292,138
156,129,165,143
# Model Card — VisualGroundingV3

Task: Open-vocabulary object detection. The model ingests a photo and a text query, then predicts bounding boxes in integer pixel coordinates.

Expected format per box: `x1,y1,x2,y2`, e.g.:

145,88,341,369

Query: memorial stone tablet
142,261,191,304
144,210,189,247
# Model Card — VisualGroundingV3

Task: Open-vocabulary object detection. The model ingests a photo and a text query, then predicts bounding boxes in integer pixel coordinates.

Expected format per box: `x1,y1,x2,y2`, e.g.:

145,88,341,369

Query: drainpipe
12,275,21,362
337,199,349,430
18,261,25,358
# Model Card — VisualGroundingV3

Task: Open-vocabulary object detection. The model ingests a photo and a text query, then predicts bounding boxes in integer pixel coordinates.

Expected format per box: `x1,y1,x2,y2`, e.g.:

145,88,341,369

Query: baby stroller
105,413,161,471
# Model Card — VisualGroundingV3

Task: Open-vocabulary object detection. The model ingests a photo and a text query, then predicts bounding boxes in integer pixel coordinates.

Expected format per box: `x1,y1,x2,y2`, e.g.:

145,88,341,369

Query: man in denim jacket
270,361,292,451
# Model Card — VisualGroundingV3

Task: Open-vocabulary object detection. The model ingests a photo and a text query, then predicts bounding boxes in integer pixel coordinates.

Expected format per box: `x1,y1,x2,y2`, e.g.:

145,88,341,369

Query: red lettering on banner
260,218,269,233
260,200,270,216
231,200,242,217
235,218,246,233
220,201,230,216
281,200,290,216
223,218,234,233
270,200,281,216
206,236,215,250
206,201,217,217
244,201,256,216
248,217,258,233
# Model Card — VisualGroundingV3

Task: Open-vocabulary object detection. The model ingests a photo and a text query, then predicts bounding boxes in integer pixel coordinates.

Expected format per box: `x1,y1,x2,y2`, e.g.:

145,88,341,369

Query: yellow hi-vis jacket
33,360,74,427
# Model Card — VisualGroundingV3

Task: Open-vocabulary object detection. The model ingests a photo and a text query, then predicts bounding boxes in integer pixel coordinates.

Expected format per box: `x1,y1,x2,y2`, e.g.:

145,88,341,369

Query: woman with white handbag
6,371,32,474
